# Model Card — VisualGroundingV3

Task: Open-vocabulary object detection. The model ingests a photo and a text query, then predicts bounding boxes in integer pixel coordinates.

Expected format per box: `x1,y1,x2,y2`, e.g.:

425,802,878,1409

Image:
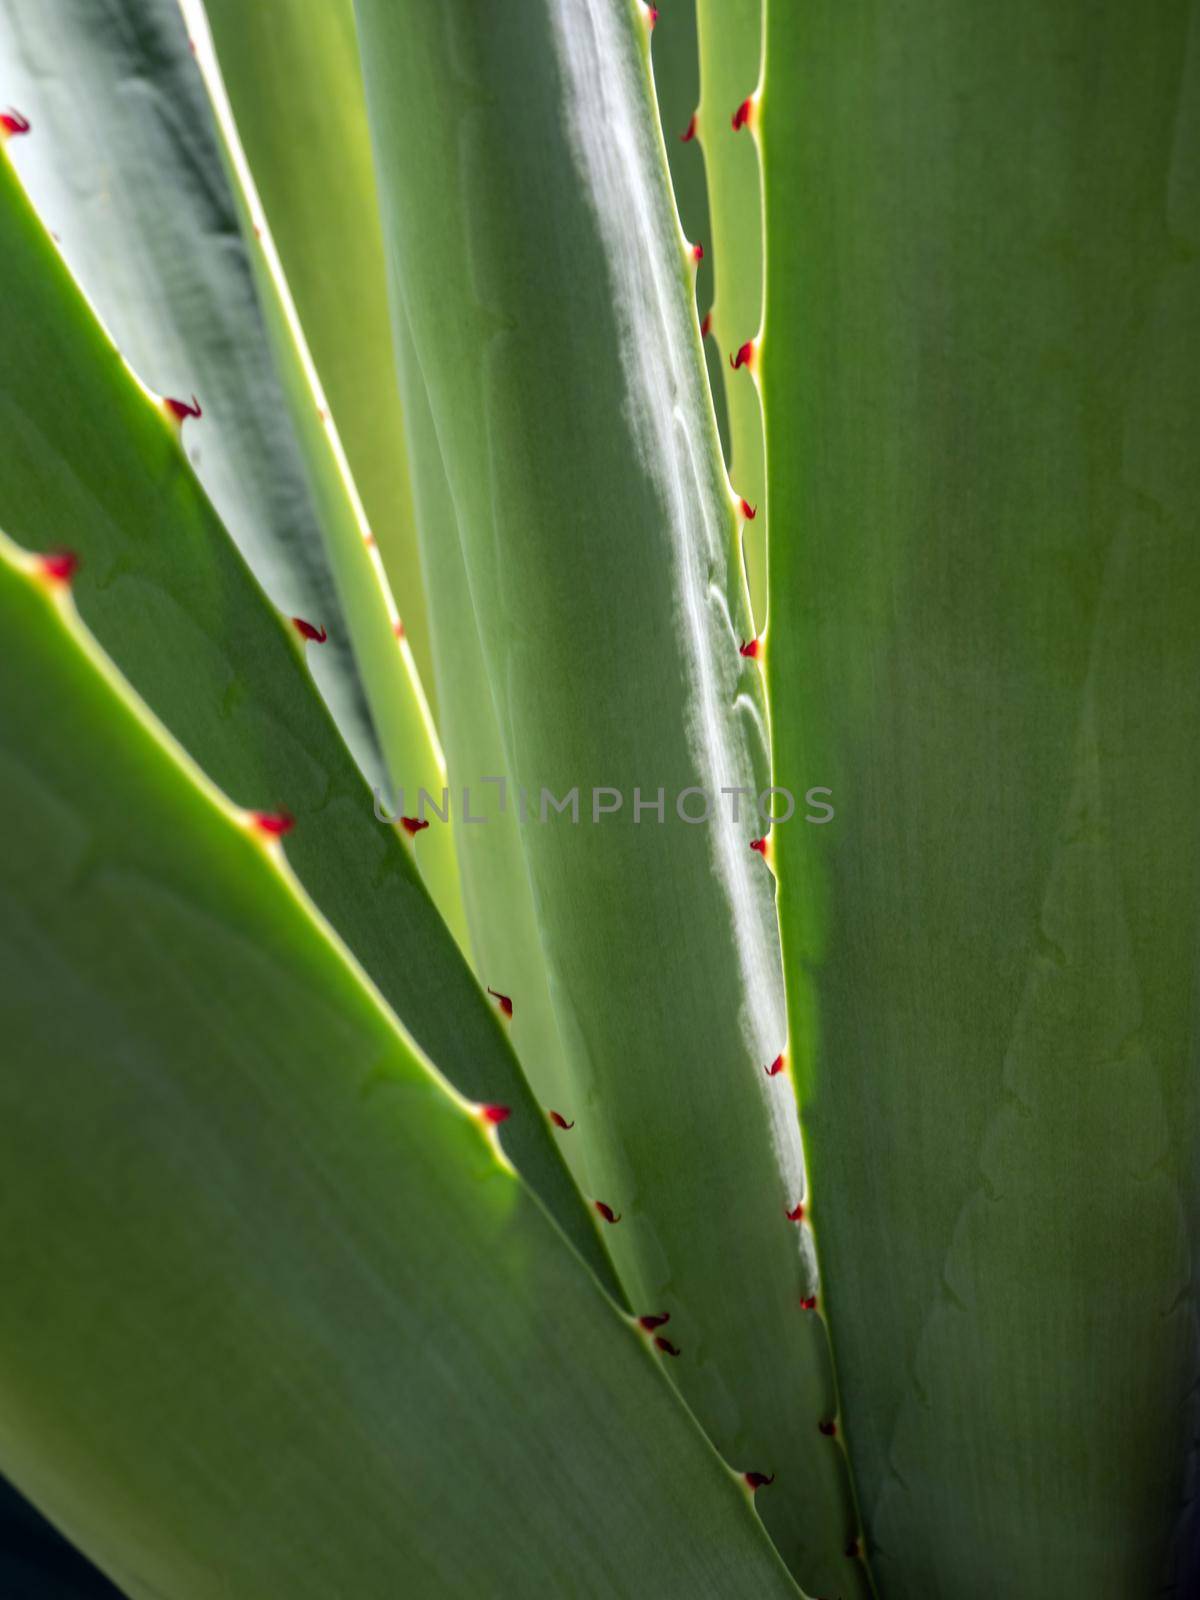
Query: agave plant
0,1,1196,1596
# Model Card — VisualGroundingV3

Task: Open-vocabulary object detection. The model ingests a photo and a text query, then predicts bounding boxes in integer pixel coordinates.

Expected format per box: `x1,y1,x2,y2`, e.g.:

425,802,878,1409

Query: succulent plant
0,2,1197,1597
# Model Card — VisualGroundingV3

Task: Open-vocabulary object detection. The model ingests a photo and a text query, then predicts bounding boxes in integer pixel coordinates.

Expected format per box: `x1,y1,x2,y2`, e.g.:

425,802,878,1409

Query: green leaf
0,146,617,1304
0,536,801,1600
355,2,865,1591
763,5,1200,1594
393,303,584,1171
177,0,463,936
649,1,729,460
182,0,437,711
694,0,766,622
0,0,381,789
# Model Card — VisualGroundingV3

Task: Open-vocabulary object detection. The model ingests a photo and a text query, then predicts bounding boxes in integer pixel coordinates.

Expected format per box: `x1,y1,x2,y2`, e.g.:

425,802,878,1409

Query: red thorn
765,1053,785,1077
680,113,697,143
730,340,754,371
487,986,514,1018
399,816,429,836
638,1312,671,1331
253,810,294,838
481,1103,511,1125
647,4,658,27
732,98,754,132
787,1202,806,1223
818,1419,838,1438
594,1200,622,1224
292,617,327,644
164,394,202,425
740,637,760,659
744,1471,775,1491
549,1110,575,1130
699,310,713,338
692,242,704,262
739,498,757,520
39,549,80,585
1,108,31,139
655,1336,681,1356
750,837,769,856
393,618,406,639
800,1294,818,1311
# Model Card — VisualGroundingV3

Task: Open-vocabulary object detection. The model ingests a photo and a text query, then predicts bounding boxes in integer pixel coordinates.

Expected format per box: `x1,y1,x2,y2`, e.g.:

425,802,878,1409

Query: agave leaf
0,0,382,790
355,2,865,1591
393,306,586,1180
694,0,766,622
0,537,801,1600
763,4,1200,1595
171,0,462,935
649,1,729,458
0,147,617,1302
180,0,438,716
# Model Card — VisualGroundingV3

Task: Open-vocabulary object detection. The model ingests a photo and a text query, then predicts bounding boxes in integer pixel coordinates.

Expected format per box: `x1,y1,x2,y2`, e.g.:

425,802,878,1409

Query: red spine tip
164,393,202,424
787,1202,806,1223
549,1110,575,1130
253,810,294,838
699,310,713,338
399,816,429,836
481,1103,511,1126
645,3,658,27
744,1471,775,1491
654,1336,681,1356
692,242,704,262
393,618,406,639
739,637,760,659
739,498,757,520
818,1419,838,1438
732,98,754,132
638,1312,671,1331
594,1200,622,1224
800,1294,818,1311
39,549,80,585
765,1053,785,1077
730,340,755,371
1,108,31,138
680,113,697,143
487,986,514,1018
292,617,327,644
750,837,769,856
